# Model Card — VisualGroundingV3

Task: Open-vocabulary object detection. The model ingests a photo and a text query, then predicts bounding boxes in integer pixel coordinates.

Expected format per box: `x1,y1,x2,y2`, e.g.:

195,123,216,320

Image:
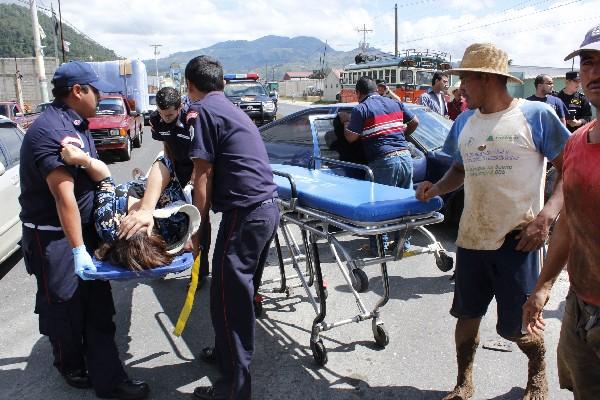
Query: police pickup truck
223,73,277,126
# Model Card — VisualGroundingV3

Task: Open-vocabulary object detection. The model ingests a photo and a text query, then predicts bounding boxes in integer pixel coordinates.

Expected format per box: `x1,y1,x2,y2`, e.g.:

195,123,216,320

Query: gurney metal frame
265,161,452,366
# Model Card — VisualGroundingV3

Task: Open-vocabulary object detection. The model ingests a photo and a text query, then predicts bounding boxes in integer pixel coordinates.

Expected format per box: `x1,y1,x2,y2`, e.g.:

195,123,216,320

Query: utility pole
58,0,66,62
356,24,373,53
14,58,24,112
30,0,49,103
394,3,398,57
150,44,162,91
51,4,59,62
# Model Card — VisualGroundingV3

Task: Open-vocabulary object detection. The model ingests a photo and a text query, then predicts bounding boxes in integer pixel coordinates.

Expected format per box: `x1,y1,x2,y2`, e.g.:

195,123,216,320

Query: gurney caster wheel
373,323,389,348
436,251,454,273
311,340,328,366
316,287,328,303
351,269,369,293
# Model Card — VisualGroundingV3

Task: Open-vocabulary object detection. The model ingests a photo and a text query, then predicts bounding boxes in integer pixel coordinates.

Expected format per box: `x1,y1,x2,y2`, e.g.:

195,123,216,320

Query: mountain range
143,35,366,80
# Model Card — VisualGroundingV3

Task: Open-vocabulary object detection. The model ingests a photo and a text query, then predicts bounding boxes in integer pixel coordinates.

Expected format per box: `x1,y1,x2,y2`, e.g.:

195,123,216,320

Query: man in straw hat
523,24,600,398
416,43,571,399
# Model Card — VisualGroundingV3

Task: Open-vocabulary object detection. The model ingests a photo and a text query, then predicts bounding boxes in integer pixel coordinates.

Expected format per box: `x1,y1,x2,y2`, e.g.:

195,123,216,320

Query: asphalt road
0,107,573,399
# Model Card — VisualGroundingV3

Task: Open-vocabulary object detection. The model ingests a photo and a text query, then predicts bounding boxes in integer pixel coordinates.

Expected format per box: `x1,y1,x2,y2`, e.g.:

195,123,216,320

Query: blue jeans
368,152,413,253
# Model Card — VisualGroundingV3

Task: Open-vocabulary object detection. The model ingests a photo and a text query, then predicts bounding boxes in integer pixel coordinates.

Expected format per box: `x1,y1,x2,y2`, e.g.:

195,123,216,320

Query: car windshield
408,106,452,151
149,95,156,105
224,82,267,97
35,103,50,113
96,98,125,115
416,70,434,86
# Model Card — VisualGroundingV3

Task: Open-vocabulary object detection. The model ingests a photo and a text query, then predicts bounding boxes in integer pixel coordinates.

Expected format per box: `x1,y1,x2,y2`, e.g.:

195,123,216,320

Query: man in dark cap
19,61,149,399
557,70,593,133
375,79,402,102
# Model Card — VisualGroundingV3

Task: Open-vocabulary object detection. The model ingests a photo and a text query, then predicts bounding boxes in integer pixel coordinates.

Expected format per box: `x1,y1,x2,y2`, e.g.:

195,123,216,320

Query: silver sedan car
0,117,24,263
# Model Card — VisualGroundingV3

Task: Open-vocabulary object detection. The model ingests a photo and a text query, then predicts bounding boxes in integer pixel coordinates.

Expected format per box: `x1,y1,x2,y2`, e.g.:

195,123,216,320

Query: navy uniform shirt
19,100,97,226
526,95,569,120
187,91,277,212
150,110,194,185
556,89,593,133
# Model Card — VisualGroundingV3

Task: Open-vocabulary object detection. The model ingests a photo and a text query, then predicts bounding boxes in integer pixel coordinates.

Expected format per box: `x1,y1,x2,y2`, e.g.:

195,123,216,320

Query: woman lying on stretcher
60,144,200,271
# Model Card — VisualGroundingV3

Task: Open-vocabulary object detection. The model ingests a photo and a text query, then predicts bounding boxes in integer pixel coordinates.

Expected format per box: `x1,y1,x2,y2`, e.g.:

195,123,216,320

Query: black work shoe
97,379,149,400
193,386,225,400
198,346,217,364
62,369,92,389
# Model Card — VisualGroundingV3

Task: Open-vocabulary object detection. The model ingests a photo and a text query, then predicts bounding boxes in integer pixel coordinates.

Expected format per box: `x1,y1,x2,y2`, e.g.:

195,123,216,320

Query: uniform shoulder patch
186,111,199,123
61,135,84,148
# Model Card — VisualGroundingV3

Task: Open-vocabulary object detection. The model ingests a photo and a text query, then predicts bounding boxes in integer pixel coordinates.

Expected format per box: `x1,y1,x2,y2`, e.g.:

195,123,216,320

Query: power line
361,15,600,64
398,0,584,44
13,0,114,56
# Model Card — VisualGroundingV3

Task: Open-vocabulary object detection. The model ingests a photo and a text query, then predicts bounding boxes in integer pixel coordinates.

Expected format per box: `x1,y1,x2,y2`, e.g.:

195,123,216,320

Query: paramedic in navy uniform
18,61,149,400
185,55,280,400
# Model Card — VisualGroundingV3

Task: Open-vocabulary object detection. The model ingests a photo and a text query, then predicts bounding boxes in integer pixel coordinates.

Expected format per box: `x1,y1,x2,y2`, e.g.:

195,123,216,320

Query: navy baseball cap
564,24,600,60
565,71,580,81
51,61,119,93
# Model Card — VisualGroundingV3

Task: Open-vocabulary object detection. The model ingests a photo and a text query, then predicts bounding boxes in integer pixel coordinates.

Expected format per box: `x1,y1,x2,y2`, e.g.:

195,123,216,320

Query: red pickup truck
0,101,39,129
88,95,143,161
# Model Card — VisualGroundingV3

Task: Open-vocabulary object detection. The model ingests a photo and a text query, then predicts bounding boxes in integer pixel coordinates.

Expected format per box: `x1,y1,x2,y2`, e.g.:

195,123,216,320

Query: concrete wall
0,57,59,107
322,72,341,102
278,79,321,98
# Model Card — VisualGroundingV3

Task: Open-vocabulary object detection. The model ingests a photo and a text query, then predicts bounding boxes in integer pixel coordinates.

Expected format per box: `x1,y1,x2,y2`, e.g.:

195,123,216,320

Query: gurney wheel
315,287,328,303
254,300,263,318
351,269,369,293
435,252,454,273
373,323,389,348
311,340,328,366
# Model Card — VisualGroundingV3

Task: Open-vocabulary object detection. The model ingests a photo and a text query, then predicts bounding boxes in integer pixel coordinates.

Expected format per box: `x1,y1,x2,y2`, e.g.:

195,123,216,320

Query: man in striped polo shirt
342,76,419,253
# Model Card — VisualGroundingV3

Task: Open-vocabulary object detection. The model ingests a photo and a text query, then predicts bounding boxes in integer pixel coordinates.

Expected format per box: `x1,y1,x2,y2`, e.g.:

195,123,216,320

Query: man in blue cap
19,61,149,399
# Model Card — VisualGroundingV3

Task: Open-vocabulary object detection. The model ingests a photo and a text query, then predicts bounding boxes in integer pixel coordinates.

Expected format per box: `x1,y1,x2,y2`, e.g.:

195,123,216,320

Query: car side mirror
269,91,276,97
0,161,5,176
130,111,138,117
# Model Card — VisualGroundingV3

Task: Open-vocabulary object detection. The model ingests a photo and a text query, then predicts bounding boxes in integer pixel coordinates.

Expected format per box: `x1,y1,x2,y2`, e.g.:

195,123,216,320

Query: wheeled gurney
262,163,453,365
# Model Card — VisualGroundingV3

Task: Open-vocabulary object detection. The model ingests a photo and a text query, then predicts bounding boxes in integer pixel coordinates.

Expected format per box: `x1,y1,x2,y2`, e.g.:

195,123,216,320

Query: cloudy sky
7,0,600,67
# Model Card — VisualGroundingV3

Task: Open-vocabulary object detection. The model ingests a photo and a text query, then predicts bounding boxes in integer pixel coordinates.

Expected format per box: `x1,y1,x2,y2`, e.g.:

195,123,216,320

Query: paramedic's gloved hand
72,245,96,280
119,209,154,239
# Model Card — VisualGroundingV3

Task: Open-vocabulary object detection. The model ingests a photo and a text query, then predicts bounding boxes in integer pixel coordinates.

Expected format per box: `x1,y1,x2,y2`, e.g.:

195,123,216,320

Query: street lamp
150,44,162,91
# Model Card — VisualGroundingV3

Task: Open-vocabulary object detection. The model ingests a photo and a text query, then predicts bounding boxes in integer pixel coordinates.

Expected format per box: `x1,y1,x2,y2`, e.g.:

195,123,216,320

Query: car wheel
119,135,132,161
133,130,142,148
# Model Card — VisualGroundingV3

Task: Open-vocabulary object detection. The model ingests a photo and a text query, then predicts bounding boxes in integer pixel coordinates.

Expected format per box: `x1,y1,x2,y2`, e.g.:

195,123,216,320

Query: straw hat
446,43,523,84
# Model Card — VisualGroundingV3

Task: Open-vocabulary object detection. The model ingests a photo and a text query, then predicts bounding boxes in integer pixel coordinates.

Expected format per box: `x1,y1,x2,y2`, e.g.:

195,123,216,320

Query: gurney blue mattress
84,252,194,281
271,164,443,223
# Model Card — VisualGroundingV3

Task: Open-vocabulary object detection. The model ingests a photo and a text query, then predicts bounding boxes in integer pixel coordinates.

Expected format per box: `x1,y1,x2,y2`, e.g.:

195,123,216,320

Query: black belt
381,149,410,159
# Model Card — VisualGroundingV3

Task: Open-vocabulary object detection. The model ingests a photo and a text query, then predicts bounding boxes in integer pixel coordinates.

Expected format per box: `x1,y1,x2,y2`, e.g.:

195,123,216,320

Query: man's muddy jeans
557,289,600,399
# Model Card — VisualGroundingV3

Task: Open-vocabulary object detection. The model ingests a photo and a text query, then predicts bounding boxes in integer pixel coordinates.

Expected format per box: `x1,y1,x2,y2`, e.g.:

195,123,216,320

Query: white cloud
9,0,599,67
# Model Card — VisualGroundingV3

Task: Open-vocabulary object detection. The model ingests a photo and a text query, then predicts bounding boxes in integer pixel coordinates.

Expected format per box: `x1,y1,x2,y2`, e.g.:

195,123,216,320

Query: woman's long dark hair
95,231,175,271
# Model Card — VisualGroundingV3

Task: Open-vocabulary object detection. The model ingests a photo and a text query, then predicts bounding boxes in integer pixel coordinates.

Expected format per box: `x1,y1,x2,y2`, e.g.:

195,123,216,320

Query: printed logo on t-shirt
188,125,195,141
61,135,84,148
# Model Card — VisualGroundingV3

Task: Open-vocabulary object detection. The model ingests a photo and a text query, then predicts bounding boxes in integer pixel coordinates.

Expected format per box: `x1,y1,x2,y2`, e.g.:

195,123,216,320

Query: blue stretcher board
271,164,443,223
84,252,194,281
